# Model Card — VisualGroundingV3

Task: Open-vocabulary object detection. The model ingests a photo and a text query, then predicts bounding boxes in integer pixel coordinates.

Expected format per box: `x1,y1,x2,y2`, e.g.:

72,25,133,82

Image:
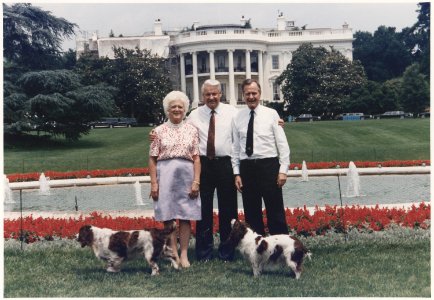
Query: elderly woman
149,91,201,268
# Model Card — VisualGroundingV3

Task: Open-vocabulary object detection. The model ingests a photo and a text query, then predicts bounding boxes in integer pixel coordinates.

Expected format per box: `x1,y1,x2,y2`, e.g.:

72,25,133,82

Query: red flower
4,203,429,242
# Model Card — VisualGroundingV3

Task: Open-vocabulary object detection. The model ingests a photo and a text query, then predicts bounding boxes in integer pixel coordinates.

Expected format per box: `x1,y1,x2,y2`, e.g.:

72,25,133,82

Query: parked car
295,114,321,122
418,112,430,118
376,111,412,119
90,117,137,128
117,118,138,127
336,112,368,121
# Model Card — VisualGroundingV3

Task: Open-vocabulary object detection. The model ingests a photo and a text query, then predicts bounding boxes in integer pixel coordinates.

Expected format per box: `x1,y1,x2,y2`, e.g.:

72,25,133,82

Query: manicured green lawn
4,228,430,297
4,118,430,174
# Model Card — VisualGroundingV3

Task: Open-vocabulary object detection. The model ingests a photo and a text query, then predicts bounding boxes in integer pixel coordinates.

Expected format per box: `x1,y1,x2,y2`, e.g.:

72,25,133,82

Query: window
185,57,192,75
237,55,242,70
200,57,207,73
237,84,243,102
273,82,280,101
272,55,279,70
220,83,227,102
217,55,225,71
251,54,258,72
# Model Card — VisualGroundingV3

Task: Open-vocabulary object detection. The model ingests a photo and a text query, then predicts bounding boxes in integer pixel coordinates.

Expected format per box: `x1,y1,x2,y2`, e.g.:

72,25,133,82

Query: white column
180,53,186,93
208,50,215,79
192,51,199,108
228,49,236,106
258,50,264,90
245,49,251,79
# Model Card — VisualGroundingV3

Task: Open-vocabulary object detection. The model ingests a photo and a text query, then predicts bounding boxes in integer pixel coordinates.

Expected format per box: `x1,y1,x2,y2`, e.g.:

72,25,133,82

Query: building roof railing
175,27,352,45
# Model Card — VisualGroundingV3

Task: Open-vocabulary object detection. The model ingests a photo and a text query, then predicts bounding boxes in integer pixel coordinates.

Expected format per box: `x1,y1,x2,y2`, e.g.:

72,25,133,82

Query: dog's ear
77,225,93,247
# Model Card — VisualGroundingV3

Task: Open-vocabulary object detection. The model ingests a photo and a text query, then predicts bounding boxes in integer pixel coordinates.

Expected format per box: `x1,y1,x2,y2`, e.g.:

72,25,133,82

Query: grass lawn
4,228,430,297
4,118,430,174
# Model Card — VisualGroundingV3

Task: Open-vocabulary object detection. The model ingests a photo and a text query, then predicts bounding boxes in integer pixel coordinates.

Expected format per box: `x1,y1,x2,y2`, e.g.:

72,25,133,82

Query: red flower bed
4,203,430,243
6,160,429,183
7,168,150,183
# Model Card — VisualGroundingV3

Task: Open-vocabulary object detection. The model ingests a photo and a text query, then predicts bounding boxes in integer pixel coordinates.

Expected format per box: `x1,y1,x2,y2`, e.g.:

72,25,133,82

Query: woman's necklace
167,120,183,129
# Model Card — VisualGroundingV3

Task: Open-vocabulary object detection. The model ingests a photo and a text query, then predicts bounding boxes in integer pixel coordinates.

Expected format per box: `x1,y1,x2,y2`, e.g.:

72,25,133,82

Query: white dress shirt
231,104,290,174
187,102,238,157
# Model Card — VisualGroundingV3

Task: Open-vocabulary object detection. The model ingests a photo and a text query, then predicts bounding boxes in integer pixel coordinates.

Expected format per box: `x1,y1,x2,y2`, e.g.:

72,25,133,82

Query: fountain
345,161,361,197
2,173,428,213
301,160,309,182
134,180,145,205
39,173,50,195
4,175,14,203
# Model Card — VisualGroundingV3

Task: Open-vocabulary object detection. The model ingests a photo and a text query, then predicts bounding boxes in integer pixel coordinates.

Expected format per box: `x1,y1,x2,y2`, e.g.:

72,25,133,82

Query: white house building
76,14,354,108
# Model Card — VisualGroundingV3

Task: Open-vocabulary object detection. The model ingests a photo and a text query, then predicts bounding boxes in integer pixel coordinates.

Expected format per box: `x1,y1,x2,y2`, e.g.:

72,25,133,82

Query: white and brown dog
77,222,179,275
224,219,311,278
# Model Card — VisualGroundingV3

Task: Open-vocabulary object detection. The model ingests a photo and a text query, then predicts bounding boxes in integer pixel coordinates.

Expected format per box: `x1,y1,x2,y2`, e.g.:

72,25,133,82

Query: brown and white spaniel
77,222,179,275
224,219,311,278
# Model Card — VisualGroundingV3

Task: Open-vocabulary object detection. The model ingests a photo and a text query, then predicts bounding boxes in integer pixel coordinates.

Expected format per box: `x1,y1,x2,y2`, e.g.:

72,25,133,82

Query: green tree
2,3,113,140
348,80,401,115
5,70,116,140
346,81,379,114
381,78,402,111
399,63,430,114
106,47,172,123
277,43,366,118
353,26,412,82
401,2,430,78
3,3,76,71
60,49,78,70
75,52,112,85
277,44,328,116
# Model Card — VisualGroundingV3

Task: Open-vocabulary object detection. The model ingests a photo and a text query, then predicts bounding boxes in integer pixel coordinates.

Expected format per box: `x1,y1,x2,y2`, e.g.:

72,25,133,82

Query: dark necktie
206,110,216,159
246,110,254,157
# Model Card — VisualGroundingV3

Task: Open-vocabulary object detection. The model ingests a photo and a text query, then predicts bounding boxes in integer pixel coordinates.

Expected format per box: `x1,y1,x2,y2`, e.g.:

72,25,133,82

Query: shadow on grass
4,133,105,150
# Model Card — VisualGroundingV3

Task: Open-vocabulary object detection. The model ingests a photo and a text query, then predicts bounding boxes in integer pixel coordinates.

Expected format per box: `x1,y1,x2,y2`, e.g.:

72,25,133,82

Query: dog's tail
305,250,312,261
161,220,177,236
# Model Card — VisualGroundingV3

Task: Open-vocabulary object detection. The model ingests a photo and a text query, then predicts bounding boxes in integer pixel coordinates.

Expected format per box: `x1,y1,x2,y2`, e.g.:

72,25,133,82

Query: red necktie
207,110,216,159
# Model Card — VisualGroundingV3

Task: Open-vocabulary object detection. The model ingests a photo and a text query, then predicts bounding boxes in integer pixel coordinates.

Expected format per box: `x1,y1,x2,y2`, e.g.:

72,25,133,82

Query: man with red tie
188,79,239,261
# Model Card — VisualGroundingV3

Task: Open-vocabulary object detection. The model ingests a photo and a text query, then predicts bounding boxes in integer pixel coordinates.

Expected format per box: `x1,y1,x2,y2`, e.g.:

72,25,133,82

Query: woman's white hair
162,91,190,118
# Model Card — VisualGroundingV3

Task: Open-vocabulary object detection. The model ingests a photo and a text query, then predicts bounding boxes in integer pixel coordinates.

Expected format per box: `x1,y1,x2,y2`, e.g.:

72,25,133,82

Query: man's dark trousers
239,157,289,236
195,156,238,261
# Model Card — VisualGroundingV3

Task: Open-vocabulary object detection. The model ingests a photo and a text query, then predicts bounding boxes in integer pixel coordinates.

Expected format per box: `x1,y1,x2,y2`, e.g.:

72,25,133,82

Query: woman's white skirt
154,158,201,221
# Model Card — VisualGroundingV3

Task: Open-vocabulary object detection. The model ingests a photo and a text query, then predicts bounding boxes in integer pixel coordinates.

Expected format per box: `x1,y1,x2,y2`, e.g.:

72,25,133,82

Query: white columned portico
208,50,215,79
258,50,264,90
245,49,251,79
180,53,186,93
192,51,199,107
228,49,236,106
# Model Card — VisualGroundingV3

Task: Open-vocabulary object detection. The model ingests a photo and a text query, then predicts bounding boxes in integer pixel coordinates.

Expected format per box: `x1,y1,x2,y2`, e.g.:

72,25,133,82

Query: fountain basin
8,166,430,190
4,173,430,213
